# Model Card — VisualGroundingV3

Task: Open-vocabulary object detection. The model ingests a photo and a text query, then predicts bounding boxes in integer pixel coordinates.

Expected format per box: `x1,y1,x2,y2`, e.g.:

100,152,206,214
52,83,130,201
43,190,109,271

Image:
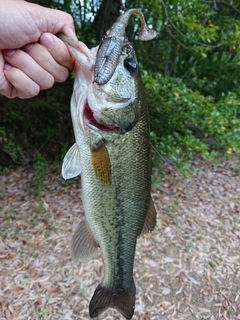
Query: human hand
0,0,77,99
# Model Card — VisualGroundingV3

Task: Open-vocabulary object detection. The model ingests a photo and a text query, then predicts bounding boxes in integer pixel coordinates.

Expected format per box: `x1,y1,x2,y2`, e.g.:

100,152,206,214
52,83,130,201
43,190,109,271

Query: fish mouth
94,84,130,103
84,102,119,132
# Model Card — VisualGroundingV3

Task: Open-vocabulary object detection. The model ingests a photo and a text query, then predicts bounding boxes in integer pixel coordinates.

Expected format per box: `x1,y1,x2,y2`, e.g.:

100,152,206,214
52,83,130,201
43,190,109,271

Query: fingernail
40,33,55,49
3,49,15,57
4,63,12,70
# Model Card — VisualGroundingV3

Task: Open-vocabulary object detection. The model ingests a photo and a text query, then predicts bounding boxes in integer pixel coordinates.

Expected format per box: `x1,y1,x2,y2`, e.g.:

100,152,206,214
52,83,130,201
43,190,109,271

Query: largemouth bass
60,8,157,320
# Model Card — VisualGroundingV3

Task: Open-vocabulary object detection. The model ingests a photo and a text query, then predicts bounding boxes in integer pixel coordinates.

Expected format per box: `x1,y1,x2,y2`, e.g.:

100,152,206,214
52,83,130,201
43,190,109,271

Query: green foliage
30,153,47,197
144,71,240,165
0,120,22,162
44,223,57,237
1,0,240,170
4,207,17,222
29,203,57,237
0,81,74,166
2,141,22,162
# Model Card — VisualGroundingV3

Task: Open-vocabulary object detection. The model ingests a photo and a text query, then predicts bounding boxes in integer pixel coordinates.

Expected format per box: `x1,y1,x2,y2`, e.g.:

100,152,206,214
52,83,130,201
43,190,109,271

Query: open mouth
94,84,131,103
84,102,119,132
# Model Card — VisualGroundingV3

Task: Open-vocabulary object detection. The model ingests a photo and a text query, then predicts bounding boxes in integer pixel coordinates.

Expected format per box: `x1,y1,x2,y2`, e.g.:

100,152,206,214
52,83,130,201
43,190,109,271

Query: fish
59,8,157,320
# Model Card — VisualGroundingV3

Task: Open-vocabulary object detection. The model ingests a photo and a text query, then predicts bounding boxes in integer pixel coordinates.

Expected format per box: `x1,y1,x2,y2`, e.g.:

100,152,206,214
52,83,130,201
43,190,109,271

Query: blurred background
1,3,240,318
1,0,240,172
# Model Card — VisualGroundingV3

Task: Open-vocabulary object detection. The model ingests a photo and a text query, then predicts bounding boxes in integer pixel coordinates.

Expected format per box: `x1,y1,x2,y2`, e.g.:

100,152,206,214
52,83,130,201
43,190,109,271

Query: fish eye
124,58,137,74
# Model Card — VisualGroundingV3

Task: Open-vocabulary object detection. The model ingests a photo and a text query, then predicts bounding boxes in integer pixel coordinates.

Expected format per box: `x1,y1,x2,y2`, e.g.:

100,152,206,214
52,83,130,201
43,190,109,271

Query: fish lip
83,102,120,132
93,83,131,103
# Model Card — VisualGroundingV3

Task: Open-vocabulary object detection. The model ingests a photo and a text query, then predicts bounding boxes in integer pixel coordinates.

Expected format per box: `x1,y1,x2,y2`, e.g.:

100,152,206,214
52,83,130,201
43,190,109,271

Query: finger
0,52,19,99
0,54,11,97
3,49,55,90
40,33,74,69
23,42,69,83
0,2,77,50
4,65,40,99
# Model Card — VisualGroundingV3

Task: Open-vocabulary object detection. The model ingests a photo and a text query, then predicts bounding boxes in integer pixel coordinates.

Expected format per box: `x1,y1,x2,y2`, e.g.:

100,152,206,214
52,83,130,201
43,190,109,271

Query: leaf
144,258,159,267
163,257,175,263
187,275,199,285
162,288,171,295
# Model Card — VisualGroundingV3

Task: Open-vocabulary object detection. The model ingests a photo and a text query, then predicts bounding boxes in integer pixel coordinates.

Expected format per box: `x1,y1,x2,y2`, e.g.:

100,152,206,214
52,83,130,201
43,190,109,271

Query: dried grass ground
1,157,240,320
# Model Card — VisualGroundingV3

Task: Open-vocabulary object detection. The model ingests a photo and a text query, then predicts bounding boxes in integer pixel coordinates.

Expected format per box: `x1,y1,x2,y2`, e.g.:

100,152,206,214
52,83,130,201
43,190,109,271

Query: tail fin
89,284,136,319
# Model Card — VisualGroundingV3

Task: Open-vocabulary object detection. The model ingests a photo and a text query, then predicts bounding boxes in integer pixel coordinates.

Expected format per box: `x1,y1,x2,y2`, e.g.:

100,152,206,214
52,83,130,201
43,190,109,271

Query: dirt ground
1,157,240,320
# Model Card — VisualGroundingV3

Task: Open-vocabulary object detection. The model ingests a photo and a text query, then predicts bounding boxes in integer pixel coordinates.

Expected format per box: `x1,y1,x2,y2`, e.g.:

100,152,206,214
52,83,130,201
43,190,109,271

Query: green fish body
60,9,157,320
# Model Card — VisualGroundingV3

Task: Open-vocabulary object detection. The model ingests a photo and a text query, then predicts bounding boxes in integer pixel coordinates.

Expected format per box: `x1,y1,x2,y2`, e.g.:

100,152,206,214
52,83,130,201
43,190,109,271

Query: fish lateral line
61,8,158,320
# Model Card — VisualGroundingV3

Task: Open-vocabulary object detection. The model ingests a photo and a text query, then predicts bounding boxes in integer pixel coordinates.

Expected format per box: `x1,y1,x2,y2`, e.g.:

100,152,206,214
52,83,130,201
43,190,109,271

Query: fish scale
82,113,151,288
59,8,157,320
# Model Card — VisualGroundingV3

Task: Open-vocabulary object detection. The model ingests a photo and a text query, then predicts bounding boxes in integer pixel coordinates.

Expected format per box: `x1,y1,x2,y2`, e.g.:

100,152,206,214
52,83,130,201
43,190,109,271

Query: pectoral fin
62,143,81,180
139,197,157,237
90,145,111,186
71,218,99,263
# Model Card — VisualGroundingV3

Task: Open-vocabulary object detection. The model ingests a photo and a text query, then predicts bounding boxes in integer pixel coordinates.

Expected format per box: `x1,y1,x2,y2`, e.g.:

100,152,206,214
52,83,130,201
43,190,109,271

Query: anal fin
139,197,157,237
71,218,99,263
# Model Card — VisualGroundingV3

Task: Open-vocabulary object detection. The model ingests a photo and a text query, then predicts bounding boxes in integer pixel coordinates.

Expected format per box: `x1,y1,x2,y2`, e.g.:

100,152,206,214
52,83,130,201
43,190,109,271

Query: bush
143,71,240,167
0,81,74,166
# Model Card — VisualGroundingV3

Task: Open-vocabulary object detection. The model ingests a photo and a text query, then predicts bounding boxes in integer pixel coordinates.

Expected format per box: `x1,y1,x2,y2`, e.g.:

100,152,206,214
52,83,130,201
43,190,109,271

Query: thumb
40,33,75,69
29,3,77,40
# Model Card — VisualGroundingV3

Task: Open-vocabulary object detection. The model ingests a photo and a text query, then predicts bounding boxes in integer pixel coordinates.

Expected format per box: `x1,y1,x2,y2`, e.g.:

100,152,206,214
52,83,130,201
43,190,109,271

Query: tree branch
161,0,222,49
217,1,240,14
